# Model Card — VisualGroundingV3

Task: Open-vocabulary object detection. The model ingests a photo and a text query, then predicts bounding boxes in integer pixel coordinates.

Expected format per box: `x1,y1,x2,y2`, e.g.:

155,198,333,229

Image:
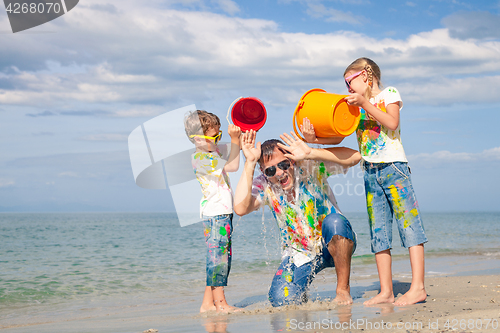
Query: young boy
184,110,241,313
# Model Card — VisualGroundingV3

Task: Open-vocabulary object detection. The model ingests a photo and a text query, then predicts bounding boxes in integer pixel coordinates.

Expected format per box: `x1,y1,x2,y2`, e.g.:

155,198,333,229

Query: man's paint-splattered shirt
252,160,346,266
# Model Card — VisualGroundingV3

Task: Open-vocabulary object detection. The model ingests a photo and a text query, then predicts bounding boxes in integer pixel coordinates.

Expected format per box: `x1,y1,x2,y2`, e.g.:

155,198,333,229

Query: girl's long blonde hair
344,57,382,100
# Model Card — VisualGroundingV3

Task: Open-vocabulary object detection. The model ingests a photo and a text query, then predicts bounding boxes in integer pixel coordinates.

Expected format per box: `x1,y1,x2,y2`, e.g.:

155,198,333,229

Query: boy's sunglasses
345,70,364,90
189,131,222,144
263,159,291,177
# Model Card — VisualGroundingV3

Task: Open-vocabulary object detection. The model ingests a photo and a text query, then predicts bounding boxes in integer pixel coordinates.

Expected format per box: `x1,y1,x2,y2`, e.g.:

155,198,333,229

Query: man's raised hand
278,131,312,161
241,130,261,163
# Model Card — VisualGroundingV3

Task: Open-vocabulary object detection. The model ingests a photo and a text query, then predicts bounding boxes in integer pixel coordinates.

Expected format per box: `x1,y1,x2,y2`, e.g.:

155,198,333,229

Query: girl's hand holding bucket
299,117,317,144
344,93,365,107
298,117,345,145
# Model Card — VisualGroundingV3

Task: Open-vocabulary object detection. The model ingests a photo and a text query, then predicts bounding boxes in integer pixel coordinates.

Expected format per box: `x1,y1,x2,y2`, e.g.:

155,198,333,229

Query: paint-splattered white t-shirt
251,160,346,266
192,143,233,218
356,87,408,163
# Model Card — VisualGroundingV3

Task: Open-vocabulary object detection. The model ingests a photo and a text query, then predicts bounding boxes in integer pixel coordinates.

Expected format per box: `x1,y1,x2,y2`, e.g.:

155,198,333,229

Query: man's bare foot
363,291,395,306
332,289,353,305
393,288,427,306
200,304,217,313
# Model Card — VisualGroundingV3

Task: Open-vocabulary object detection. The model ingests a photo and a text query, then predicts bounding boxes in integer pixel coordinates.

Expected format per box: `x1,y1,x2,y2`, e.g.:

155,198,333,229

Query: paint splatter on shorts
203,214,233,287
268,213,356,307
363,161,428,253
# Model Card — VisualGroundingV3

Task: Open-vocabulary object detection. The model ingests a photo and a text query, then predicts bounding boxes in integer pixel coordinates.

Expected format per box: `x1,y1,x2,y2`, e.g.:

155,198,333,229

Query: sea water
1,212,499,332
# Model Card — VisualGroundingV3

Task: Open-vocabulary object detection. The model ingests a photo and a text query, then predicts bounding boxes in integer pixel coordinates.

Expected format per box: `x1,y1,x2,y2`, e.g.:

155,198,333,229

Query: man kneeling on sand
234,130,361,306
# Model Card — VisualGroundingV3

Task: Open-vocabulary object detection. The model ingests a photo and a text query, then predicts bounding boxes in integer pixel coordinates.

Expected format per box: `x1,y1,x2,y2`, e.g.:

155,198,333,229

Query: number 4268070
5,2,62,14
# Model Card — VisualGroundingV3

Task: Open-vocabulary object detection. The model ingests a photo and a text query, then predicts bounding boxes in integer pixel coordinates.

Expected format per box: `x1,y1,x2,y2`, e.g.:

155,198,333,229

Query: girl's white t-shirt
356,87,408,163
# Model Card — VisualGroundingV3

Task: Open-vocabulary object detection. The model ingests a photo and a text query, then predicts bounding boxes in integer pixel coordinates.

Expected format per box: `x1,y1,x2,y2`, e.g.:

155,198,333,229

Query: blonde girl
343,57,427,306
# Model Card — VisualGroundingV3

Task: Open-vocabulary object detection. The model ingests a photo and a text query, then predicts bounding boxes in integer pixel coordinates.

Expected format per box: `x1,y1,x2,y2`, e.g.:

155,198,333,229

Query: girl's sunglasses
263,159,291,177
344,70,364,90
189,131,223,144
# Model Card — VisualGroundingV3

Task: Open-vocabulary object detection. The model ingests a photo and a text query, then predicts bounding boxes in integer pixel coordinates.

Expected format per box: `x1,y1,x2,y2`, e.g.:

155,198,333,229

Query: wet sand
332,274,500,333
207,274,500,333
2,262,500,333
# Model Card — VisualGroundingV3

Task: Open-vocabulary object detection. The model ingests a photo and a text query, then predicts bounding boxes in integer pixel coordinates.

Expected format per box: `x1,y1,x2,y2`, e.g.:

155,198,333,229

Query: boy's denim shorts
203,213,233,287
362,161,428,253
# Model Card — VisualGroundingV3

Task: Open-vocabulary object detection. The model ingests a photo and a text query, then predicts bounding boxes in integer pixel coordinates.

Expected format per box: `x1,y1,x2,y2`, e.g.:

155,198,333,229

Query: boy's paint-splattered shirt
192,143,233,218
251,160,346,266
356,87,408,163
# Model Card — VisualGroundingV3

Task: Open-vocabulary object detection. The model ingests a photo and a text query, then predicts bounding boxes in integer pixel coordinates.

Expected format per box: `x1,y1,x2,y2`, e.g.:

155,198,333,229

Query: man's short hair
258,139,288,166
184,110,221,143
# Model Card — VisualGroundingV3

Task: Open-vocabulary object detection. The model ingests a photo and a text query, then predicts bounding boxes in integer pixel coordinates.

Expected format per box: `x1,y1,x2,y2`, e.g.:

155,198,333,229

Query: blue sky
0,0,499,213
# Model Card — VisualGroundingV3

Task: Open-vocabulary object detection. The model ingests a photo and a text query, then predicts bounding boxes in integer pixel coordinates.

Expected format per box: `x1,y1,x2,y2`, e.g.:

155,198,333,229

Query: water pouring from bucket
293,89,361,141
227,97,267,132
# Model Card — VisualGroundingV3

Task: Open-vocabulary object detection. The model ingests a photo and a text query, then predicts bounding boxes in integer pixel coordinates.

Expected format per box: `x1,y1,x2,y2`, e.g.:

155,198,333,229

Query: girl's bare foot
216,303,242,314
363,291,395,306
200,304,216,313
394,288,427,306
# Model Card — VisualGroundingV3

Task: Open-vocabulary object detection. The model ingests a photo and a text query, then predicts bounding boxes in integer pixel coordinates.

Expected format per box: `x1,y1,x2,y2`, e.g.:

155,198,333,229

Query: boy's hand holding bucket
228,124,242,142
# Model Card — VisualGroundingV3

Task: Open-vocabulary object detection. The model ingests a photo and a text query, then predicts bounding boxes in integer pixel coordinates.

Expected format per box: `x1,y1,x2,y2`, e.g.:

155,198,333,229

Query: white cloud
213,0,240,15
408,147,500,168
79,134,128,141
58,171,80,177
0,179,15,187
0,2,499,115
305,2,361,24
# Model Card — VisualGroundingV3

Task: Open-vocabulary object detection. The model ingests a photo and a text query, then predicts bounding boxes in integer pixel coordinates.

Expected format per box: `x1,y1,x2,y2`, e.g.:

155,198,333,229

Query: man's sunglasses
345,70,364,90
189,131,223,144
263,159,291,177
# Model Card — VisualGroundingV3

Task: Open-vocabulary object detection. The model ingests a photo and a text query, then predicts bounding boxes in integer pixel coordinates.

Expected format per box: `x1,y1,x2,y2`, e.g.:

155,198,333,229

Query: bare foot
216,304,242,314
200,304,216,313
332,289,353,305
363,291,395,306
364,302,395,314
393,288,427,306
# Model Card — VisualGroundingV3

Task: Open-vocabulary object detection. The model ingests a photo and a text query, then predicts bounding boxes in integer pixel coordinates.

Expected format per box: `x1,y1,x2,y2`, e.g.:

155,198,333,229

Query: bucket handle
226,96,242,125
292,101,306,142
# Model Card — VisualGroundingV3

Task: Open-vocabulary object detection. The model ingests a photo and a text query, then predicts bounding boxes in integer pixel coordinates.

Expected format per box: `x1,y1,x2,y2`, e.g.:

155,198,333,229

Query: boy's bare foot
363,291,395,306
200,304,217,313
393,288,427,306
332,289,353,305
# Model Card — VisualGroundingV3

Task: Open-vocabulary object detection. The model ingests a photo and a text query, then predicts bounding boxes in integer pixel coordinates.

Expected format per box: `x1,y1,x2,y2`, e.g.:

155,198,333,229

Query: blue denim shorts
203,214,233,287
363,161,428,253
268,213,356,307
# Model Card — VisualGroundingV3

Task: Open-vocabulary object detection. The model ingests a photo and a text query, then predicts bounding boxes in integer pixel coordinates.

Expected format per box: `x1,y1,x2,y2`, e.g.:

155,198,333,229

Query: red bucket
228,97,267,131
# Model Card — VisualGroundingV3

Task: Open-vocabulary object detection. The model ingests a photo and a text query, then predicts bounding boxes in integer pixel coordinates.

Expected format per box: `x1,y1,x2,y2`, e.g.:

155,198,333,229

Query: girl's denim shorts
362,161,427,253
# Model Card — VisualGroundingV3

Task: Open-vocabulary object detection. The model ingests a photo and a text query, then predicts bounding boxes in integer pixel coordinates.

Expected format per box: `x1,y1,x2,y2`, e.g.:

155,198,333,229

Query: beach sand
2,274,499,333
342,274,500,333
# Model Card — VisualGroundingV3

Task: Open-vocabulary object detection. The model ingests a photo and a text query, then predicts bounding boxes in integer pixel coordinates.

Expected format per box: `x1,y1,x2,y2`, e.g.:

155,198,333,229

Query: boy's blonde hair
184,110,221,143
344,57,382,100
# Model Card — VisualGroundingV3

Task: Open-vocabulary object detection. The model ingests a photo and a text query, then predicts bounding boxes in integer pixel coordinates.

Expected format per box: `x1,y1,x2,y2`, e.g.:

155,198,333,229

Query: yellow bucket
293,89,360,140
